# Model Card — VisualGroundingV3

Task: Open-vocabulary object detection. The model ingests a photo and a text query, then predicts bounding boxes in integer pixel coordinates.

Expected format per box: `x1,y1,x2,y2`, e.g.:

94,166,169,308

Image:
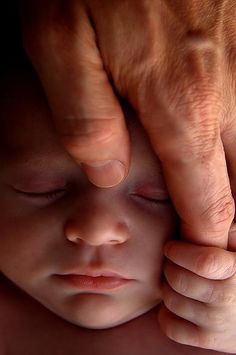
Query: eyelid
13,186,67,202
17,188,66,196
12,181,68,193
11,172,67,193
132,184,170,201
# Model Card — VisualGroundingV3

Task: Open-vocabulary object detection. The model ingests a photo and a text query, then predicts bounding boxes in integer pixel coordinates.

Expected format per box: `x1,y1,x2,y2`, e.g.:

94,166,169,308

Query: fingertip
82,159,128,188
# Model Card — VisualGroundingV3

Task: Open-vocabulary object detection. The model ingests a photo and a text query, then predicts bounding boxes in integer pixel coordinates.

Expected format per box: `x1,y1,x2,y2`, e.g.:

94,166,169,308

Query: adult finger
222,123,236,251
19,0,236,245
221,26,236,246
122,1,235,248
19,0,130,188
86,0,235,247
137,67,234,248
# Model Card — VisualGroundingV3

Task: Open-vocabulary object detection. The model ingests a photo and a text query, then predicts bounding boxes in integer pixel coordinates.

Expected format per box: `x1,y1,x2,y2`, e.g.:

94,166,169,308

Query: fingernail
82,160,126,188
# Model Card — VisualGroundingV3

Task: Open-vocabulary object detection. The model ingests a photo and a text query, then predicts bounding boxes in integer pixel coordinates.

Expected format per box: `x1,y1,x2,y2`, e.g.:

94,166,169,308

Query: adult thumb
20,0,130,187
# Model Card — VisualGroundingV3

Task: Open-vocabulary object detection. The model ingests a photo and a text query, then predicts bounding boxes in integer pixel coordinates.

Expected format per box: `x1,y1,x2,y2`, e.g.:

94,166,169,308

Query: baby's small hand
159,240,236,353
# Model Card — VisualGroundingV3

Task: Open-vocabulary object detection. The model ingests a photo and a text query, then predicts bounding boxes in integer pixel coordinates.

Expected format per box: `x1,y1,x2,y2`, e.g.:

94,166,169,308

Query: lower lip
58,275,130,290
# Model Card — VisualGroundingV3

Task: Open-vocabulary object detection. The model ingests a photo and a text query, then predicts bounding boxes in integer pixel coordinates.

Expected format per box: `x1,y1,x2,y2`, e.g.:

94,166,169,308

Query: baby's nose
64,207,130,246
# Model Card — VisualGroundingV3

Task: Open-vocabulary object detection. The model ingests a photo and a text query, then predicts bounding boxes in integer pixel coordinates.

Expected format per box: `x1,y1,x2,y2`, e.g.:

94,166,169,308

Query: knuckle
195,251,219,277
217,290,236,305
198,332,218,350
205,308,225,329
62,118,117,138
172,272,188,295
184,37,219,75
186,128,218,158
200,284,215,303
194,249,236,279
63,118,117,147
201,188,235,230
208,286,236,306
172,79,222,132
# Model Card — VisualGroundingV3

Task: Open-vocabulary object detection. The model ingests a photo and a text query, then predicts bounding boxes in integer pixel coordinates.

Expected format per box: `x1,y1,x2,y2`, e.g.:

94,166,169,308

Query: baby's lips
81,160,126,188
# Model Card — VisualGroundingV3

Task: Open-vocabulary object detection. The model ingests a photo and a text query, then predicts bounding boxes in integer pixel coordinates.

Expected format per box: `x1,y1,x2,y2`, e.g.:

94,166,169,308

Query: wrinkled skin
16,0,236,351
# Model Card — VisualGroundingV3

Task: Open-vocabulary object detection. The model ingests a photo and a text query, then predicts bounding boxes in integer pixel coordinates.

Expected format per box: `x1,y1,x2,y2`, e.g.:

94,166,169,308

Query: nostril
66,233,81,244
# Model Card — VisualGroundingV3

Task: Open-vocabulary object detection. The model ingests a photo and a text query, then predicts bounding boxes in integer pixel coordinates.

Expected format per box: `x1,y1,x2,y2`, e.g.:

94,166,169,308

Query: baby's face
0,71,177,329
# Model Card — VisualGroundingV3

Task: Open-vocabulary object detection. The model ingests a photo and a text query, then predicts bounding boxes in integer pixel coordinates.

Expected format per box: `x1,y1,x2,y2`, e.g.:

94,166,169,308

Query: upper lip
60,269,129,279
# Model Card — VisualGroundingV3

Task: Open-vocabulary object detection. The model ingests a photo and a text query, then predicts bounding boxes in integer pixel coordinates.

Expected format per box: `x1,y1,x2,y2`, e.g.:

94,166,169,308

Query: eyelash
15,189,170,206
131,194,170,206
16,188,66,202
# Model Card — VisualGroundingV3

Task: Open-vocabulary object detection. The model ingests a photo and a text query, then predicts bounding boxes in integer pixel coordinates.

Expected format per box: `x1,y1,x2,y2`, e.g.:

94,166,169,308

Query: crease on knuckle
198,331,218,350
63,118,117,146
219,255,236,279
195,249,236,279
195,251,219,277
217,290,236,306
205,308,225,329
172,77,222,125
173,272,188,294
207,286,236,306
201,282,215,303
201,187,234,229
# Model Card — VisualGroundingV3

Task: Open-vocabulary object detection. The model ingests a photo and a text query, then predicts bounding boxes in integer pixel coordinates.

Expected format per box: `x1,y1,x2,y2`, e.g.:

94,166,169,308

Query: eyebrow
2,149,69,184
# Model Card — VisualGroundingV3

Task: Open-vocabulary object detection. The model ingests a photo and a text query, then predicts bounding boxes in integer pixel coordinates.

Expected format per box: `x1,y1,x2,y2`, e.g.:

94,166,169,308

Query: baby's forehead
0,70,162,182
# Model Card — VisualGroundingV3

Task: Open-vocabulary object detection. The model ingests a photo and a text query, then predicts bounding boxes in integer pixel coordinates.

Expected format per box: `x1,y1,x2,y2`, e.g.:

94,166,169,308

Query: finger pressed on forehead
0,65,167,197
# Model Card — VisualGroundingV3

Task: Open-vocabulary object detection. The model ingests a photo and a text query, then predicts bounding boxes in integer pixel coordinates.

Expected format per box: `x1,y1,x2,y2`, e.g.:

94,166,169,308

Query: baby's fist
159,240,236,353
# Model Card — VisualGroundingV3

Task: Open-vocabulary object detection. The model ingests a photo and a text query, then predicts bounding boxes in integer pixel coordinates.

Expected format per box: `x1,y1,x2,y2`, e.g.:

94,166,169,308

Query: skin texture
0,276,228,355
19,0,236,253
0,69,176,330
0,68,233,354
161,238,236,353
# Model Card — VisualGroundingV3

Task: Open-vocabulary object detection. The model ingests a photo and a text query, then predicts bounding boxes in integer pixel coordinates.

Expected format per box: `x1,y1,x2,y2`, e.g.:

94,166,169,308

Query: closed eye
13,187,67,202
130,193,170,206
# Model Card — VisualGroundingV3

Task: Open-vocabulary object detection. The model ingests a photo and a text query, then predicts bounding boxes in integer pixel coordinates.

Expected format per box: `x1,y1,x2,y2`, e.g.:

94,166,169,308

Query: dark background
0,1,24,74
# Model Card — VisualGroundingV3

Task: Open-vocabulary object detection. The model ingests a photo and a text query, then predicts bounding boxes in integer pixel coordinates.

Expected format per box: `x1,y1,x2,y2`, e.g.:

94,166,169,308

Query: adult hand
19,0,235,248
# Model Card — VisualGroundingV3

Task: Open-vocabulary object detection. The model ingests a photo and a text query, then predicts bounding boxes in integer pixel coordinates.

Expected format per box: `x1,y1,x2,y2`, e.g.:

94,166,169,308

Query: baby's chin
60,298,162,330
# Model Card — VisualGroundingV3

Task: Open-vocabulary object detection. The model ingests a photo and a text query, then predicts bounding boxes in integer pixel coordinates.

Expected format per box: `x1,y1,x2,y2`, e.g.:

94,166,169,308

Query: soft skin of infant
0,67,177,330
0,67,232,355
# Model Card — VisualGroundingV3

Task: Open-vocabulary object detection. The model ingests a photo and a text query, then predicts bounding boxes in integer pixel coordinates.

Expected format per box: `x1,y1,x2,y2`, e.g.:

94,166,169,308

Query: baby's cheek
150,206,177,239
161,206,178,240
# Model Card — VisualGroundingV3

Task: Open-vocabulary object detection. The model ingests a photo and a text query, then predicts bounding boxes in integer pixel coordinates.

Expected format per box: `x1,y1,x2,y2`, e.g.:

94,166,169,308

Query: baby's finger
158,305,224,351
164,240,236,279
162,282,225,330
164,259,236,305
